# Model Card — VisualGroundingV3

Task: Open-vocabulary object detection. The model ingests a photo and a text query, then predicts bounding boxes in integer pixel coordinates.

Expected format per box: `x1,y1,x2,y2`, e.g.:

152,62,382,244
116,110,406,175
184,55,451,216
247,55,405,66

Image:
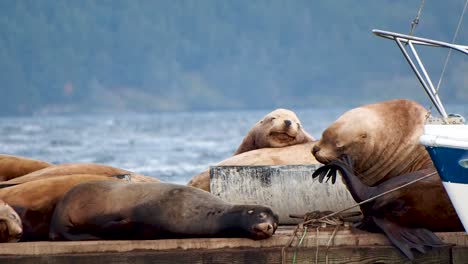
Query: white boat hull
420,124,468,233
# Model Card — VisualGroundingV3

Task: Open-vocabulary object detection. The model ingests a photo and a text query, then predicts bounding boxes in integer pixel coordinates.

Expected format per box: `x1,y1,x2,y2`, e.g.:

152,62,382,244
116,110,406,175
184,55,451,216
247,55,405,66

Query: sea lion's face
259,109,305,147
312,108,374,167
0,200,22,242
241,206,279,240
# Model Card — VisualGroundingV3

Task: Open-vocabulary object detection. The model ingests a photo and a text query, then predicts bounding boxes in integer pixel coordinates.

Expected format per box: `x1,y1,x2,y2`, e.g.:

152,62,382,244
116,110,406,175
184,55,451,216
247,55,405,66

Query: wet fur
50,181,279,241
0,174,121,241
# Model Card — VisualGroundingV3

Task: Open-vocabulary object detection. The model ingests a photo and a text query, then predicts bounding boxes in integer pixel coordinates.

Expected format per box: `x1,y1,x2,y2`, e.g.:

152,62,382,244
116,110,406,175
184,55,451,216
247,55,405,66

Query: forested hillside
1,0,467,115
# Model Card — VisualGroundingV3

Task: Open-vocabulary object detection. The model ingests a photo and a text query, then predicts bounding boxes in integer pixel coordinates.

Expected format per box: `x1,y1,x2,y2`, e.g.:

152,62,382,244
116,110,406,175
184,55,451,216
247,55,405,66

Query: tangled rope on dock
282,211,358,264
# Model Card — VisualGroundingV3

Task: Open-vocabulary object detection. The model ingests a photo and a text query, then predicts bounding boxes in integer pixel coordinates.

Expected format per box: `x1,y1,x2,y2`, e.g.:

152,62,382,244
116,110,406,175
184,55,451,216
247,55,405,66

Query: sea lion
3,163,159,185
312,99,433,186
234,108,314,155
313,156,460,259
310,99,463,259
0,154,52,181
188,142,320,191
49,181,279,241
0,174,124,241
0,200,22,242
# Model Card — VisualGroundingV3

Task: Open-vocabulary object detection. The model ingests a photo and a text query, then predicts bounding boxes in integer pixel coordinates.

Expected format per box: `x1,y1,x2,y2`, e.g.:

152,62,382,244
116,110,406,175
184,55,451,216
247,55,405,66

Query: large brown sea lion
0,174,124,241
0,200,22,242
188,142,320,192
3,163,159,185
311,99,463,259
234,108,314,155
312,99,432,186
0,154,52,181
49,181,279,241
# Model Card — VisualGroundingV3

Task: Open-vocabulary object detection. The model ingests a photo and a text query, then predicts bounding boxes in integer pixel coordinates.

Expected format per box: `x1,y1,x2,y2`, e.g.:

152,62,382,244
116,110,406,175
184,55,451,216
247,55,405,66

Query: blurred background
0,1,467,183
1,0,467,116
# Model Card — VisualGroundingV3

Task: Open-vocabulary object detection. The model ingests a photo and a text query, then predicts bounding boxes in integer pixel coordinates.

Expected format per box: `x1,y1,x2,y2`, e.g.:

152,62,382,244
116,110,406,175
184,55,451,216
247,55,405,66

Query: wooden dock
0,227,467,263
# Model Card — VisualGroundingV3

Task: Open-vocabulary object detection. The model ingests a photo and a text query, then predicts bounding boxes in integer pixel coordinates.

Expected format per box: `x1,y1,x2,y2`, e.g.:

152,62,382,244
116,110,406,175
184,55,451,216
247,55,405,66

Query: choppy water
0,105,466,184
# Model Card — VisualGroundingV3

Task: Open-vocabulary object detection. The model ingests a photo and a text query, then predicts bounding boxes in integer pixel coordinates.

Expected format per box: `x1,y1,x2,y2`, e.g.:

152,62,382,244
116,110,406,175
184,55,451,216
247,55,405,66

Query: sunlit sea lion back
0,154,52,181
312,99,432,186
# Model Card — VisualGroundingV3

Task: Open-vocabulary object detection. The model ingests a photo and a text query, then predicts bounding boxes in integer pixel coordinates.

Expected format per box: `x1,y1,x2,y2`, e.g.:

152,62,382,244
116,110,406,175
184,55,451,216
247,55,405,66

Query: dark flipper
373,216,445,260
312,155,374,202
312,165,338,184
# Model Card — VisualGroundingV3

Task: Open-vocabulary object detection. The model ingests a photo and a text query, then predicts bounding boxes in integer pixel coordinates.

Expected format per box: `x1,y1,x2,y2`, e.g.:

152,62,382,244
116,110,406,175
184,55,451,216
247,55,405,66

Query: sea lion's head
312,99,430,186
0,200,22,242
259,108,310,147
312,107,379,168
227,205,279,240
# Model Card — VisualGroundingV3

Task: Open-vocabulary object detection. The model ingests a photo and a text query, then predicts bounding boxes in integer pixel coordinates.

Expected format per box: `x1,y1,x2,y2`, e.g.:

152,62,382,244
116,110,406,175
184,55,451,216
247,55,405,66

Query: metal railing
373,29,468,119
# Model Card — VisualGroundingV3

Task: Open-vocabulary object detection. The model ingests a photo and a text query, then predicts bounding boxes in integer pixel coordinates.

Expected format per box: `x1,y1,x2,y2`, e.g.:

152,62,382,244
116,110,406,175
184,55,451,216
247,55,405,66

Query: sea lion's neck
357,139,431,186
215,205,250,237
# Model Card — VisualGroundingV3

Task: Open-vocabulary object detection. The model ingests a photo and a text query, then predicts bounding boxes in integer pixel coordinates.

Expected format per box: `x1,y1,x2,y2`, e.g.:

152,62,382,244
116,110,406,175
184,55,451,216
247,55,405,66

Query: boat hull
421,125,468,232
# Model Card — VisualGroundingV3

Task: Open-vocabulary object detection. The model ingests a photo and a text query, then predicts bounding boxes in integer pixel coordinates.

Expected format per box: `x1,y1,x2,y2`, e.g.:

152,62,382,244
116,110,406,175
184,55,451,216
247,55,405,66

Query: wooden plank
452,246,468,264
0,228,466,257
284,246,452,264
0,246,453,264
210,165,358,224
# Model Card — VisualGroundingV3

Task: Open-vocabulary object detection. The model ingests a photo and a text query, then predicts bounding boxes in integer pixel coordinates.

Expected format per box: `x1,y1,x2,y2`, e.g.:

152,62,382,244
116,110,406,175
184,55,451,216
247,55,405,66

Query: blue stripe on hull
425,146,468,184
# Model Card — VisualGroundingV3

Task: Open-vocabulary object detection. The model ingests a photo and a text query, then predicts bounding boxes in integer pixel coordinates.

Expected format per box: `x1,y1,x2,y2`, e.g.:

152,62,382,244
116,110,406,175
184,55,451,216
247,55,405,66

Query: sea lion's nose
284,120,292,127
312,145,320,156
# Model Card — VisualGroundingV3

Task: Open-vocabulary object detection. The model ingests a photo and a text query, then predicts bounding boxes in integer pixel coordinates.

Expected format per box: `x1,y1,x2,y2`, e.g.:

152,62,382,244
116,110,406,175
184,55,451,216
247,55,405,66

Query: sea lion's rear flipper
373,216,445,260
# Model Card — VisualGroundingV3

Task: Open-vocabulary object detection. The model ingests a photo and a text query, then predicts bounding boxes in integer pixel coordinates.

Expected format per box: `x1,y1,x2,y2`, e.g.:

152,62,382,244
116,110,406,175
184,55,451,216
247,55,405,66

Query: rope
435,0,468,93
303,170,437,226
315,227,320,264
325,225,340,264
409,0,426,36
292,226,308,264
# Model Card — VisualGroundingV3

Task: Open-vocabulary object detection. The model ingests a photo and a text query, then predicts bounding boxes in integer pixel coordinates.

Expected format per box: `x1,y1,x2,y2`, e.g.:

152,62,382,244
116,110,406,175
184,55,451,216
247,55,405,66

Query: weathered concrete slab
210,165,358,224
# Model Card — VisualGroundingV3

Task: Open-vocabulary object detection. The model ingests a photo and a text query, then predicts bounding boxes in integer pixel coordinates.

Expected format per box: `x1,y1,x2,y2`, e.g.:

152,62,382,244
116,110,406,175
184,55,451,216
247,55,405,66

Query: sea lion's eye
270,117,276,121
8,214,16,220
247,210,254,214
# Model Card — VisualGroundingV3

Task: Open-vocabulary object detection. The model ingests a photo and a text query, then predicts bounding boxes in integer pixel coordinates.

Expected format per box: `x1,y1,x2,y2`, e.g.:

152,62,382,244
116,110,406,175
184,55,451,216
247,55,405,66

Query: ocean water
0,105,466,184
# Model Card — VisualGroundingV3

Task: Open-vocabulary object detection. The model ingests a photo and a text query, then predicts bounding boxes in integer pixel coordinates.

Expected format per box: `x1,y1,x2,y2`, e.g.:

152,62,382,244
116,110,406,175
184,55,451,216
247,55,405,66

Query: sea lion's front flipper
313,156,374,202
312,165,338,184
373,216,445,260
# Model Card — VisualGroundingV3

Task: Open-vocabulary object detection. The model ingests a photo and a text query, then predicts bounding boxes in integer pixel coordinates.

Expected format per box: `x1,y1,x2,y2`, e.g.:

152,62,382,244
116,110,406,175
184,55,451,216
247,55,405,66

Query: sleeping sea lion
3,163,159,185
234,108,314,155
311,99,463,259
0,174,124,241
188,142,320,192
49,181,279,241
0,200,22,242
0,154,52,181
